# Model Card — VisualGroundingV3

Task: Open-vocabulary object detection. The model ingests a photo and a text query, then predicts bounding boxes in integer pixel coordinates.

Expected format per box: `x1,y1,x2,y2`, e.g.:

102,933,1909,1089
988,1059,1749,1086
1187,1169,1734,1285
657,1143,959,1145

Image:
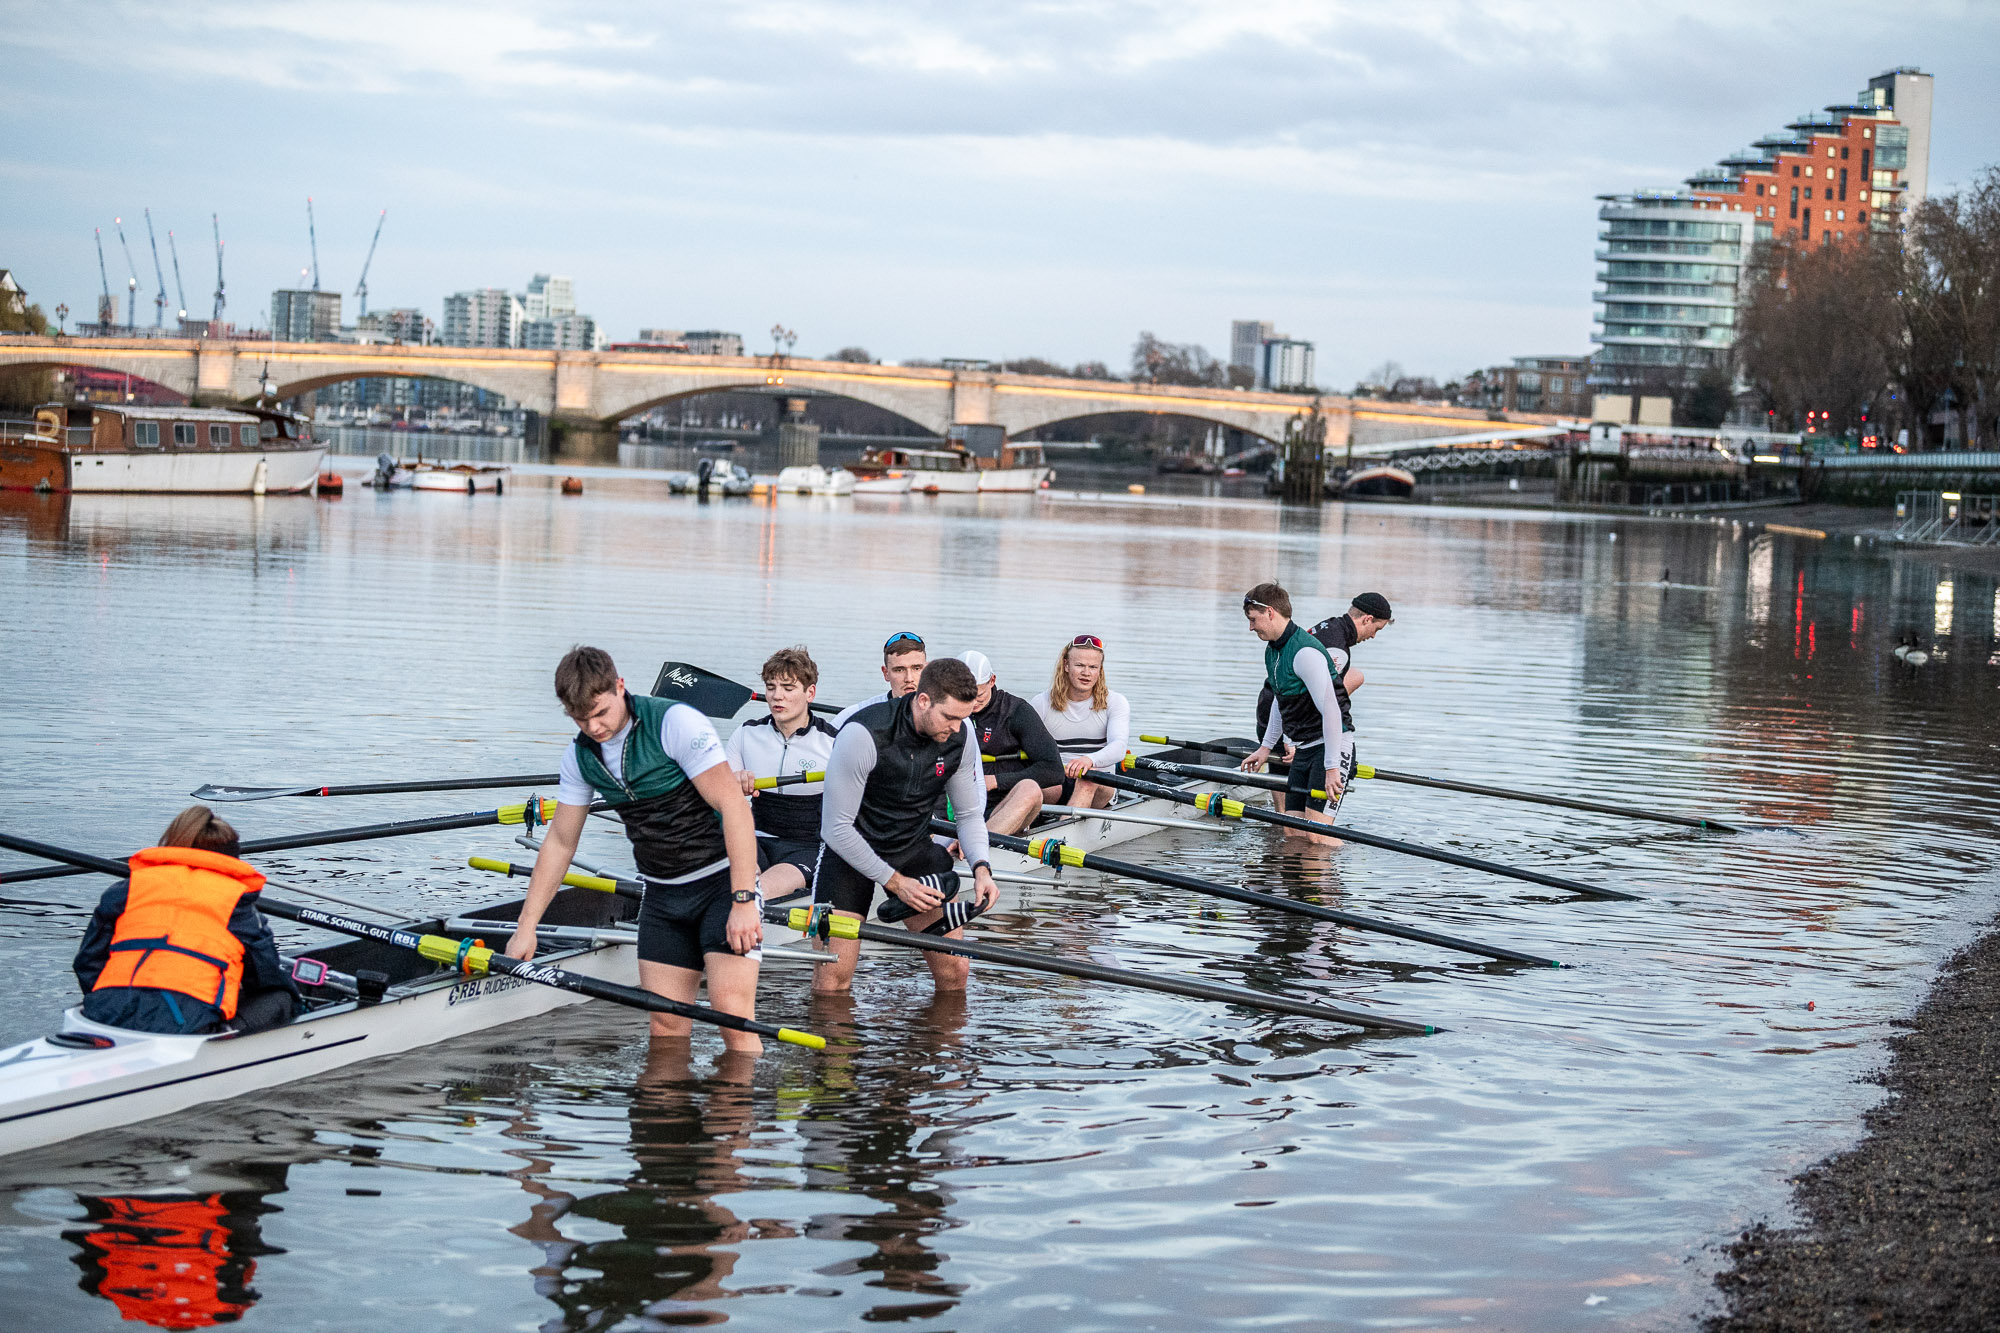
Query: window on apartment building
1841,146,1850,159
1825,209,1834,222
1805,187,1813,200
1790,187,1799,218
1827,147,1836,158
1755,183,1765,196
172,423,196,446
1806,166,1815,177
1839,168,1848,201
132,421,160,447
1862,148,1871,175
1863,127,1872,139
1837,210,1845,221
1792,165,1800,177
1803,210,1811,239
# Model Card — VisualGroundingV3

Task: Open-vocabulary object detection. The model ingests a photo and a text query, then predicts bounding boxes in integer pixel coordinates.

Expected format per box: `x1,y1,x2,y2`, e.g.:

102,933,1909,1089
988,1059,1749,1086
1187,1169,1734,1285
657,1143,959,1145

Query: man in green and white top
504,646,767,1052
1239,581,1347,846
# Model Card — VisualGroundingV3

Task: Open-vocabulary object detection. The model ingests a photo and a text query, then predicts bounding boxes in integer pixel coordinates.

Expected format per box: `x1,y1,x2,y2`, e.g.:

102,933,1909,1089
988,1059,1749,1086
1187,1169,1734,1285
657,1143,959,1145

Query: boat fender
353,970,390,1006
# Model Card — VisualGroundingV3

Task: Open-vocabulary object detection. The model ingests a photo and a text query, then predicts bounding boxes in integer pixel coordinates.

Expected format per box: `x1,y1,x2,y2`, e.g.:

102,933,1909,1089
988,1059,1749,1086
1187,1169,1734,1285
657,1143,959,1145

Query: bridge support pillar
551,418,620,464
774,397,820,469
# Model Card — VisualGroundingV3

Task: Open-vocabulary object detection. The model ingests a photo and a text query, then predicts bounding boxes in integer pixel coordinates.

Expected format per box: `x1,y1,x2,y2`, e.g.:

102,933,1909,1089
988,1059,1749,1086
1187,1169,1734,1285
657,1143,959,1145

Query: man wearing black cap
1254,593,1392,809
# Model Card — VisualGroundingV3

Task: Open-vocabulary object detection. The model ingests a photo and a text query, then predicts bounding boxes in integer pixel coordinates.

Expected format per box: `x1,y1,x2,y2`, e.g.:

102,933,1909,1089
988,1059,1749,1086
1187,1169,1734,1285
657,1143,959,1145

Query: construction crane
93,227,115,329
305,196,321,290
211,214,226,325
354,208,386,317
143,209,169,329
167,230,188,321
113,217,140,329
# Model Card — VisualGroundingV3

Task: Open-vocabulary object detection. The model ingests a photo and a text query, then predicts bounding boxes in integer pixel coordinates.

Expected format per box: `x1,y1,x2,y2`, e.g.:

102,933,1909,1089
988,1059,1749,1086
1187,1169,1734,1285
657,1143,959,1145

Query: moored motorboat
0,402,324,495
774,464,857,495
851,445,981,493
851,470,913,494
1336,464,1417,500
408,462,509,493
975,441,1054,491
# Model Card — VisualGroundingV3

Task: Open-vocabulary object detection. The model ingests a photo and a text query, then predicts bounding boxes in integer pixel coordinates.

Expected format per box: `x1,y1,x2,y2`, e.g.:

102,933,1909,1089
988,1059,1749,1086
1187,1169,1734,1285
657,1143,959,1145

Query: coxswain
954,649,1064,836
73,806,301,1035
1239,582,1347,844
812,657,998,995
1030,634,1130,810
504,646,766,1052
724,645,838,906
831,631,927,726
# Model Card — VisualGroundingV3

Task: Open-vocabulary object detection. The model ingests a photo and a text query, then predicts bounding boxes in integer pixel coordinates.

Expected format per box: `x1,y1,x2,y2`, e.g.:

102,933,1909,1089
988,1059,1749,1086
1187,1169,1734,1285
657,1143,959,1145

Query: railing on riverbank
1895,491,2000,547
1558,477,1797,508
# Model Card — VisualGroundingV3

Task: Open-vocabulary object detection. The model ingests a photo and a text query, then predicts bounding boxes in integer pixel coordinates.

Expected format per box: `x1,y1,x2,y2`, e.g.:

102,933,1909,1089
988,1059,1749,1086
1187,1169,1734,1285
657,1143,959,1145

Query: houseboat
851,439,1054,494
0,402,325,494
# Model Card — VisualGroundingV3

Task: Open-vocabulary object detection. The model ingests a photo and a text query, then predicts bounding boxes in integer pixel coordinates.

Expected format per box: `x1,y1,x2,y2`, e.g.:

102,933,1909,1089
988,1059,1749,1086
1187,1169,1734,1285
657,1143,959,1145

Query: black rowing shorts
755,835,820,893
814,838,954,917
637,864,759,971
1286,745,1330,815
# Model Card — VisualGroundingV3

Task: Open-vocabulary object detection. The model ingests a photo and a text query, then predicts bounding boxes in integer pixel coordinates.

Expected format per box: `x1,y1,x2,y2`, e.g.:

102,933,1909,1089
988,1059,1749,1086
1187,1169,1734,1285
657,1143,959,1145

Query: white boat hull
65,447,325,494
410,467,507,493
851,473,913,494
977,465,1053,492
775,465,857,495
910,469,980,494
0,755,1241,1158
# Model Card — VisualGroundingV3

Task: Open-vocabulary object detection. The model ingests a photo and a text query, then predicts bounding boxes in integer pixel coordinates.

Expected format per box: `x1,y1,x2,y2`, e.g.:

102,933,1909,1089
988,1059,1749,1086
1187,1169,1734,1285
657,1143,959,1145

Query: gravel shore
1704,921,2000,1331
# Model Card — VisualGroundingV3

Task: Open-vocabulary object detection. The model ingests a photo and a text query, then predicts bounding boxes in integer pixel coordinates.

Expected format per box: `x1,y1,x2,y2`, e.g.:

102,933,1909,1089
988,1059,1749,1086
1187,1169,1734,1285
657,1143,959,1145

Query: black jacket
972,689,1065,802
75,882,300,1034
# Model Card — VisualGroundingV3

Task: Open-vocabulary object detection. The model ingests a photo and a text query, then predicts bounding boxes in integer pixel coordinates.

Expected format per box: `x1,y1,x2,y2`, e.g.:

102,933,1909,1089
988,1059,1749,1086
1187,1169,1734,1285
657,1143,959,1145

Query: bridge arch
608,382,942,440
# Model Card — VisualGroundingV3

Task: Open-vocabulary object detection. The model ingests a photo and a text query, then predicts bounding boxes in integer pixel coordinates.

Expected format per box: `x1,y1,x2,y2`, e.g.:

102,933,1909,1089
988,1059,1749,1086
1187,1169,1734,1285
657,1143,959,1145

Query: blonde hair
1049,640,1109,711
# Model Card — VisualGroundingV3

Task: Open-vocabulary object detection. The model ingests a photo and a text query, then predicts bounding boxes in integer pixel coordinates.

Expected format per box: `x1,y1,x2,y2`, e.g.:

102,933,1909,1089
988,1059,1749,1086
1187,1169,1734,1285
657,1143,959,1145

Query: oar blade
651,661,757,718
190,783,323,802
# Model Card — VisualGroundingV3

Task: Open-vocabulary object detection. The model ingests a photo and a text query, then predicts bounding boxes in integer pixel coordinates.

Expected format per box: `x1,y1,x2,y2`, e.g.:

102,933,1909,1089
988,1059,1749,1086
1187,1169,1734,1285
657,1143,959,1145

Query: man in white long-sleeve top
1238,582,1349,846
811,656,999,994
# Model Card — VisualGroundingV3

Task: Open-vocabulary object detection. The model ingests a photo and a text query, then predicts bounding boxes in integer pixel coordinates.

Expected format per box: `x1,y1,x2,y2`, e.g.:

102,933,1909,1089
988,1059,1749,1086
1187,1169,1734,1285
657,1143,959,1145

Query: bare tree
825,346,874,363
1131,332,1227,386
1737,234,1898,435
1904,168,2000,447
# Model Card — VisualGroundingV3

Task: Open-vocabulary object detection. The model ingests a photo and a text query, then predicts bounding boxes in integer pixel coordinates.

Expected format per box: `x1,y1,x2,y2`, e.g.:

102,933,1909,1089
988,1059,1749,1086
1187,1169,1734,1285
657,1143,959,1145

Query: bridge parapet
0,337,1560,453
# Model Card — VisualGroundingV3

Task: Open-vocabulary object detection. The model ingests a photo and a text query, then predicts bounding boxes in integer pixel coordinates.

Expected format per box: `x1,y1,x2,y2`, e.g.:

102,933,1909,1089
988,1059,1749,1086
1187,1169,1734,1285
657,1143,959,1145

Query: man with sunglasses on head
832,631,928,727
1239,582,1348,846
813,657,999,996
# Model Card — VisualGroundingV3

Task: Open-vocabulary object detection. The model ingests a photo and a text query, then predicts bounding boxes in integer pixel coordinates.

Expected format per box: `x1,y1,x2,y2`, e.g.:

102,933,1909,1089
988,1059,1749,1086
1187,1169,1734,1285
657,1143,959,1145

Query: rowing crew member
1253,591,1390,804
1240,582,1347,845
955,650,1064,837
813,657,998,995
724,645,837,905
505,647,767,1052
73,806,301,1036
831,631,927,726
1030,633,1128,810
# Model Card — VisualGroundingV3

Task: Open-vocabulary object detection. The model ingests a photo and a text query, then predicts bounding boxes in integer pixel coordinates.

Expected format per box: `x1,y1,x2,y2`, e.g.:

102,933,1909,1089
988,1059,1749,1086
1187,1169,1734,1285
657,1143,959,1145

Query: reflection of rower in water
520,1048,767,1326
65,1163,289,1330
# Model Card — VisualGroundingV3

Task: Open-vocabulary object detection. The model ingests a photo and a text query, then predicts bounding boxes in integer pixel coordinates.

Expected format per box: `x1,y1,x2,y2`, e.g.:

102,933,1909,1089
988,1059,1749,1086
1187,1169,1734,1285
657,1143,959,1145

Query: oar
1136,734,1740,833
0,798,560,887
191,774,560,803
0,830,825,1050
957,822,1561,968
1091,768,1638,902
653,661,841,718
463,858,1431,1033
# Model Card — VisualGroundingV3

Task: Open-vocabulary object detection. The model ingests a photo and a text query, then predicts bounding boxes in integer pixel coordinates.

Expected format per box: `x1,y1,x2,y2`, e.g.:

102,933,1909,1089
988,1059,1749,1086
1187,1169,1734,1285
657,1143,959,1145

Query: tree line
1738,165,2000,447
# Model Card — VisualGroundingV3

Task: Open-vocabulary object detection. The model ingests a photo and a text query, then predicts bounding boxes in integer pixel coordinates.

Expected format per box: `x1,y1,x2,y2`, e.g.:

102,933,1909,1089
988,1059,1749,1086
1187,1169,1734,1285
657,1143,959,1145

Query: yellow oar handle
1355,764,1376,780
496,798,558,826
979,751,1030,763
417,933,496,973
1138,734,1169,744
752,770,826,790
784,906,861,939
777,1028,826,1049
466,856,621,894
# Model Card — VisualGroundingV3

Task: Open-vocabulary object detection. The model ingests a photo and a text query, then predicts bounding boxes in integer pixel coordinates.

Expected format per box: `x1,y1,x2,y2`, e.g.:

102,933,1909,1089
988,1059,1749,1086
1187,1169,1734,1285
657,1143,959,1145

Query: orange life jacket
93,847,264,1019
80,1194,256,1329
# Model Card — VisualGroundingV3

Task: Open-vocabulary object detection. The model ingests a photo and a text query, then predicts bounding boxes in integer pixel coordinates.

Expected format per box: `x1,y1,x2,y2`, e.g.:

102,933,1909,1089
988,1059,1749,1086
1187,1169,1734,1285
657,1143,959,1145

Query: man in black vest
504,647,766,1052
813,657,998,995
1254,591,1391,807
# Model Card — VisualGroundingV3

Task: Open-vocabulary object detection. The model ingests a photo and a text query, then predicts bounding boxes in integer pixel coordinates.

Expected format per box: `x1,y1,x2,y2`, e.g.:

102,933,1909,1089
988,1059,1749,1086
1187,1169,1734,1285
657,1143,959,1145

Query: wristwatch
731,888,760,905
969,860,992,876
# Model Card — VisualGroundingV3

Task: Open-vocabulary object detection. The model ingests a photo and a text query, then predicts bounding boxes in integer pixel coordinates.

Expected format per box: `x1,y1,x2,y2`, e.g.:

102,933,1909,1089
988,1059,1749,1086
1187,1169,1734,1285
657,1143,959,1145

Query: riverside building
1591,67,1933,395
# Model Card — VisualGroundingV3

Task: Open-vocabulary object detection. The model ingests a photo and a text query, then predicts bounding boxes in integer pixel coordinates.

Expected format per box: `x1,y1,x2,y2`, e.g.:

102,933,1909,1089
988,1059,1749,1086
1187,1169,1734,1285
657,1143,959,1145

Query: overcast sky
4,2,1995,388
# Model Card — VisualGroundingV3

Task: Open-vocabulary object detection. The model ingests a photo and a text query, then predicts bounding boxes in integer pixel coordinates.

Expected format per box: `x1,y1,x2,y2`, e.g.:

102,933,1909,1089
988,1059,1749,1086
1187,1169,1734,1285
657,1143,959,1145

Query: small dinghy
1336,464,1417,500
775,464,857,495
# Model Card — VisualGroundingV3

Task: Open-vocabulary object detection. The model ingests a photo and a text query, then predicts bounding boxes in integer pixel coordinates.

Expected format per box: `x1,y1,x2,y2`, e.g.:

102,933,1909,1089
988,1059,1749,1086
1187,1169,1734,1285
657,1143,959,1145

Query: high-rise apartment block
520,313,599,351
354,307,431,344
1230,320,1274,375
523,274,576,322
1592,67,1932,389
1262,339,1316,392
683,330,745,357
271,289,341,341
441,288,523,348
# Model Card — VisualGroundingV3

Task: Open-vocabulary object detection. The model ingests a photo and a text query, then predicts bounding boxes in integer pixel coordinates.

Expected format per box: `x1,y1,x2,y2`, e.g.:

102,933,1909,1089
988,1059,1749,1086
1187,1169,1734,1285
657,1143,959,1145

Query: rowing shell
0,745,1247,1159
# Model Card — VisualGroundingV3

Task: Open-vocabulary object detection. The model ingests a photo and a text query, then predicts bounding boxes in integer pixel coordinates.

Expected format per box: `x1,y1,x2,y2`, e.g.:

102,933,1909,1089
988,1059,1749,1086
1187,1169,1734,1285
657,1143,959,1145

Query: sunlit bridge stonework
0,335,1562,460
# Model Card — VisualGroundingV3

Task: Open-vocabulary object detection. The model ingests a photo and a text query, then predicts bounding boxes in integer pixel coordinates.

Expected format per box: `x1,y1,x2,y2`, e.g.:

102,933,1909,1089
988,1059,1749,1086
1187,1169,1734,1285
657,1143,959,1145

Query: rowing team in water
71,585,1391,1057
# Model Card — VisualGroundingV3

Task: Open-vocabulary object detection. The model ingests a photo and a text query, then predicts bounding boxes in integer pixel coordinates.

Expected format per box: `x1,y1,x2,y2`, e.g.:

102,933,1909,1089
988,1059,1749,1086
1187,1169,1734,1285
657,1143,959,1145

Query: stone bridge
0,336,1563,459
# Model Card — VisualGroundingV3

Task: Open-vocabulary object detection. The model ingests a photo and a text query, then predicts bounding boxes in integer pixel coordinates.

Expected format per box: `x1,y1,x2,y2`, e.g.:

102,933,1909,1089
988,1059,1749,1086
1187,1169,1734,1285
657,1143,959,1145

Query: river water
1,477,1996,1331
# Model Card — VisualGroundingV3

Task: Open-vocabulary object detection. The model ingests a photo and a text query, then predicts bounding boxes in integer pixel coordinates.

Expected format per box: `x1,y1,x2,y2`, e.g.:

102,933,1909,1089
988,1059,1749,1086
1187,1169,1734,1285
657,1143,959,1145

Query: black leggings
232,989,297,1034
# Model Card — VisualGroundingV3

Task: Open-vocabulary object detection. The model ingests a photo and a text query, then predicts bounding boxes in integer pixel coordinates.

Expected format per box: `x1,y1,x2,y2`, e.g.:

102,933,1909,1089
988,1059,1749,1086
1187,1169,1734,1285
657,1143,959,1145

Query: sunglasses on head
884,632,924,651
1070,634,1103,650
1242,599,1269,611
